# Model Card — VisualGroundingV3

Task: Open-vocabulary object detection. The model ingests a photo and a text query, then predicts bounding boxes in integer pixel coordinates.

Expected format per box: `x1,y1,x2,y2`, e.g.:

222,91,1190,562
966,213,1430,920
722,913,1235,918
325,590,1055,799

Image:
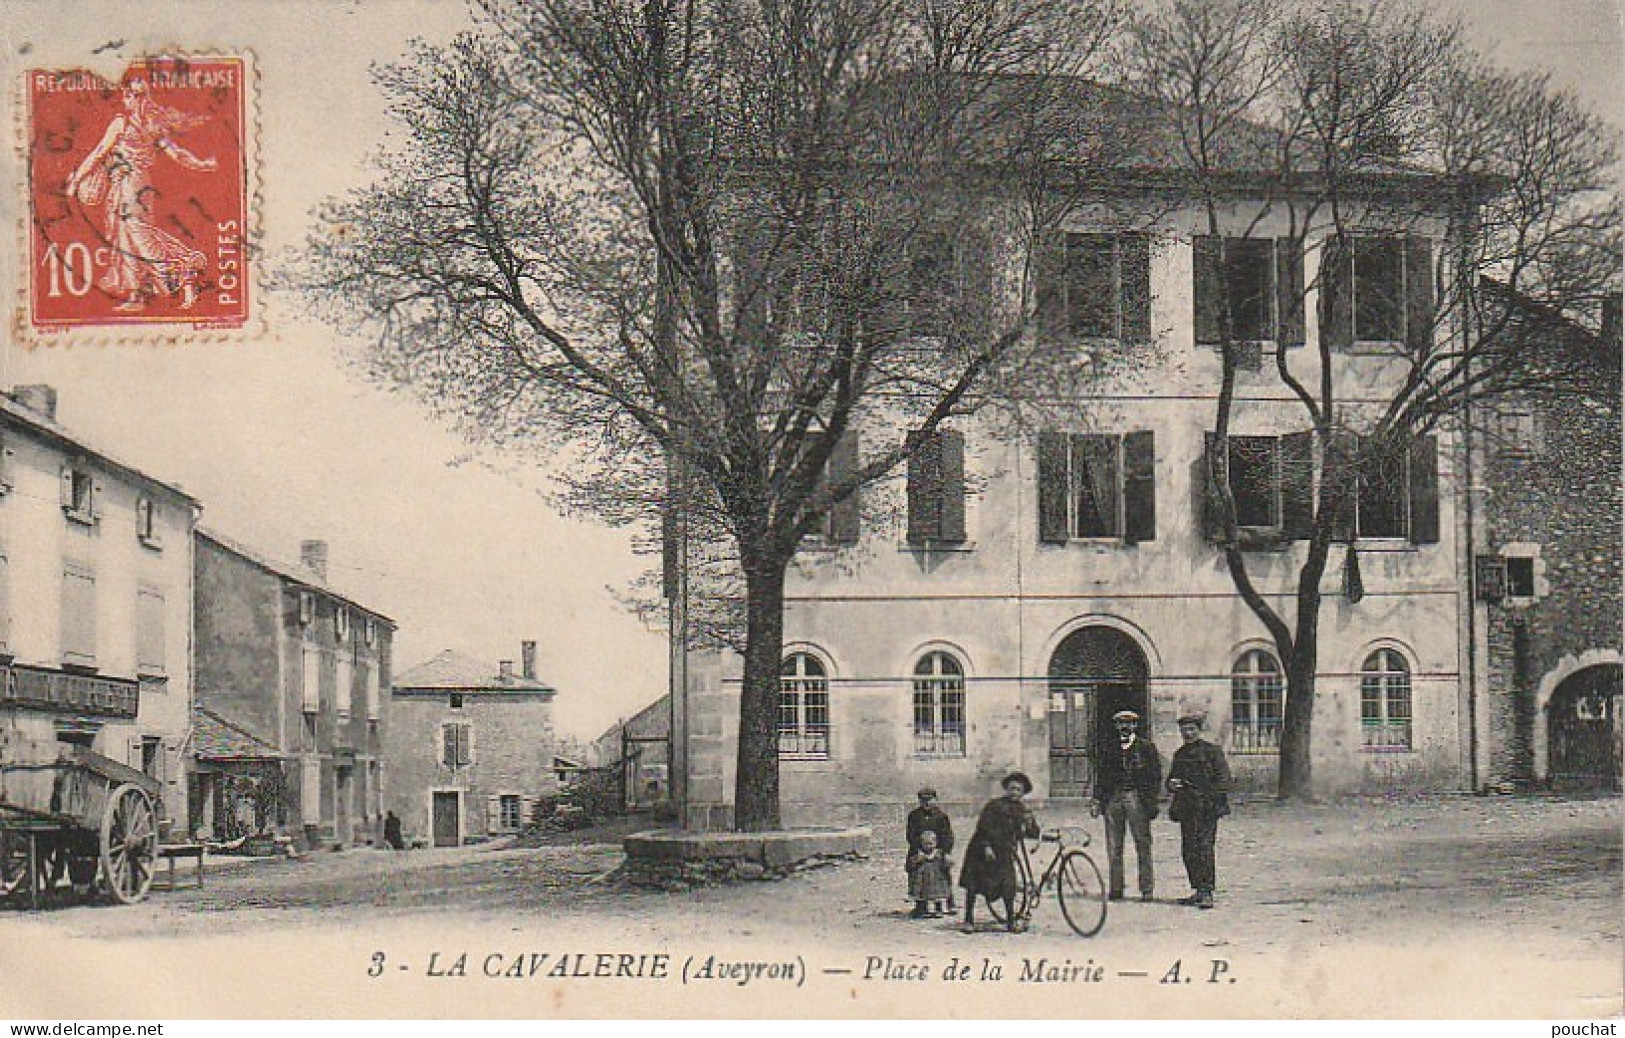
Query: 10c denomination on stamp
27,55,250,333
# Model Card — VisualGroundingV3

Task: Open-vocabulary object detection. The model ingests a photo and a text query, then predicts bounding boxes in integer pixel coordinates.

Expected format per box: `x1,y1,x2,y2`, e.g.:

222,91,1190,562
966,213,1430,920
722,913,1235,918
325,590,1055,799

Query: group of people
903,710,1232,931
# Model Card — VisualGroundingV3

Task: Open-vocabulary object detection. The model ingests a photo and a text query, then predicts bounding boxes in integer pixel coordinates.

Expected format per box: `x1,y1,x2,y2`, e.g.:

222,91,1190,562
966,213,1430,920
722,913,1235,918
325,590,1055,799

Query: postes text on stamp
27,56,249,332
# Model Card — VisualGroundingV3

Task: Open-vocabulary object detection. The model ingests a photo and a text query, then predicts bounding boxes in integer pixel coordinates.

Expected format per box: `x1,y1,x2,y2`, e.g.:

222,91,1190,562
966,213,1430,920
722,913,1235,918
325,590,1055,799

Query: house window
1228,436,1280,529
365,664,381,721
135,497,162,548
61,563,96,668
1360,648,1412,751
1193,237,1305,345
1505,555,1537,598
1355,445,1408,539
298,591,315,627
1038,232,1152,342
441,721,474,768
802,429,860,545
1320,235,1434,351
912,651,966,757
449,693,464,710
301,645,321,714
0,438,12,494
335,607,350,642
1037,431,1156,544
60,464,97,525
884,223,986,338
364,617,377,647
499,794,522,832
1338,434,1440,544
1230,649,1283,754
136,587,165,678
335,655,353,721
779,652,830,760
906,428,967,546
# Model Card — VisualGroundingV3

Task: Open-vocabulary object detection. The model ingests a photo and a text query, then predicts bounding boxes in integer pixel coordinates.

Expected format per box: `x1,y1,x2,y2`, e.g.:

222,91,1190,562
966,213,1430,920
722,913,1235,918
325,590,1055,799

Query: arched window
1230,649,1283,753
912,651,966,757
779,652,830,759
1361,648,1412,750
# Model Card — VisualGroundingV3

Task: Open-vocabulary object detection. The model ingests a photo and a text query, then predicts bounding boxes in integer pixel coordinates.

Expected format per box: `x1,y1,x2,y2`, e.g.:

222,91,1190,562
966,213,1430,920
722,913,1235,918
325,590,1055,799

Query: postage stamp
25,55,250,333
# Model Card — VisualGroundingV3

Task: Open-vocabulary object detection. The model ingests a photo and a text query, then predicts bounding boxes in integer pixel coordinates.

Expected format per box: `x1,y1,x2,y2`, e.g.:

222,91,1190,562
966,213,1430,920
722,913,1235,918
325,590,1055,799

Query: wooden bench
155,843,205,890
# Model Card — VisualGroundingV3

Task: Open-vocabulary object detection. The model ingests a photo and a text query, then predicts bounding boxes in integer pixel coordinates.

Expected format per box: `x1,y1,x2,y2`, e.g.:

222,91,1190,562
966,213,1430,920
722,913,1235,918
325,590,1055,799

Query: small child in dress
907,829,952,918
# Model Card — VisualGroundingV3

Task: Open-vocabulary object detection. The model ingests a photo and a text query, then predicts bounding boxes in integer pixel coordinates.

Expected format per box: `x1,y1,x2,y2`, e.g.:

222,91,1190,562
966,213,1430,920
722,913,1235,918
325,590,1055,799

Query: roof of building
596,694,671,747
0,391,199,506
193,705,282,761
197,527,396,625
392,648,557,696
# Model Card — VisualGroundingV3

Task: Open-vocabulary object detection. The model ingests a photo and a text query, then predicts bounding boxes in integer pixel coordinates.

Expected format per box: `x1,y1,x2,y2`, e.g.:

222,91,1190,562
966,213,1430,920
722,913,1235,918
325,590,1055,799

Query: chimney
521,640,537,681
498,660,515,683
11,384,57,421
299,540,329,581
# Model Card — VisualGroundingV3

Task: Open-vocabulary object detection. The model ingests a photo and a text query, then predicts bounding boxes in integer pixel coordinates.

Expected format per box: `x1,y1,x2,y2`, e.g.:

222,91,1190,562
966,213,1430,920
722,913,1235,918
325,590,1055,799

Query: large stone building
0,385,198,833
671,87,1491,827
192,532,395,848
386,643,558,846
1469,297,1622,791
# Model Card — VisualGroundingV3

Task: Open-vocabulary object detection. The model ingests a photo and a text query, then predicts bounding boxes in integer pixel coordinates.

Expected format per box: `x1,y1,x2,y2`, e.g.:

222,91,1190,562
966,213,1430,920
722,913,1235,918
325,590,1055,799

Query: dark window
60,465,96,524
906,429,967,545
1321,235,1434,350
1353,237,1405,342
441,722,473,767
449,693,464,710
499,794,522,831
1038,233,1152,342
1356,447,1409,539
803,430,860,544
912,652,966,757
1037,431,1158,544
1505,556,1536,597
1229,436,1280,529
779,653,830,759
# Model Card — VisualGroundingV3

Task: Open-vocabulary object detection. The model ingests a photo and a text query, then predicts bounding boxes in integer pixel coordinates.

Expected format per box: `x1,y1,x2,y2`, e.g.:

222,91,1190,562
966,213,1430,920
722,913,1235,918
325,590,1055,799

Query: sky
0,0,1618,741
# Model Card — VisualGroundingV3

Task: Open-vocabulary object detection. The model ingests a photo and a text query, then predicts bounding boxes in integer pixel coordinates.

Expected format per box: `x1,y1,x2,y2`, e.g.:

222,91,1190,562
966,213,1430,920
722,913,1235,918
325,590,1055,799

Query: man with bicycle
1092,709,1163,903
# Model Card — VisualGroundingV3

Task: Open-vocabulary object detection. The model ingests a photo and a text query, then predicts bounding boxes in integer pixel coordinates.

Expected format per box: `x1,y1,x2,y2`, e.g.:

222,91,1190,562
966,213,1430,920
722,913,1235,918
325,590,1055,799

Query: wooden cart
0,743,161,907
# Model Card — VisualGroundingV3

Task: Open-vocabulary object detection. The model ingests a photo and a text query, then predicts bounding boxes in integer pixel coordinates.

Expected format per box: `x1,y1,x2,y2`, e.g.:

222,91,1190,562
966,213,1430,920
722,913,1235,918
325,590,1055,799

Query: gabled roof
193,705,282,761
198,527,396,626
393,648,557,696
0,392,198,507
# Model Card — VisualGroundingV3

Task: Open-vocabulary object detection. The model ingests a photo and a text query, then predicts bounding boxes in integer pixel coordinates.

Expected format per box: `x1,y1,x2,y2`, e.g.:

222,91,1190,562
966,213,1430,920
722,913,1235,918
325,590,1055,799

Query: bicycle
987,826,1108,937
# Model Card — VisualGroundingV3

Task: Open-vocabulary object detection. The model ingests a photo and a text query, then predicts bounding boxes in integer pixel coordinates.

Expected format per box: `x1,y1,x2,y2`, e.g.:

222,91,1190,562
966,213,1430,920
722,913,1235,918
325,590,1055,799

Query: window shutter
938,428,967,544
906,430,943,546
1408,434,1440,544
1193,236,1223,345
827,428,860,544
0,443,13,492
1122,430,1156,544
302,647,320,713
1326,429,1360,543
1035,234,1066,338
441,724,455,768
60,465,75,508
90,479,103,519
1037,431,1069,544
466,724,477,766
1280,430,1315,539
487,795,501,835
1196,433,1224,542
1319,236,1352,350
1119,233,1152,341
1276,239,1305,347
1404,237,1435,354
0,554,9,652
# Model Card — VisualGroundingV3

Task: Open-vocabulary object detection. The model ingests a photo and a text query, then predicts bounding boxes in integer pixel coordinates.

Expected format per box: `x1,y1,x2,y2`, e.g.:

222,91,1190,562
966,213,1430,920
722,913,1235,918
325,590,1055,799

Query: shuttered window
136,587,165,677
1319,235,1434,350
61,563,96,667
1199,432,1314,542
365,663,381,721
302,646,321,713
1351,434,1440,544
1193,237,1305,345
803,429,860,544
1037,232,1152,342
441,722,473,767
335,655,353,720
1037,431,1156,544
906,429,967,546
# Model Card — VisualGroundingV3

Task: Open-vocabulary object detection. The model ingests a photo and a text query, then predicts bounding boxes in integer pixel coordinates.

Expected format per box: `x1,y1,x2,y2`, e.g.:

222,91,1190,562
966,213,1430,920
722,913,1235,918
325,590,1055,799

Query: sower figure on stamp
1167,712,1232,909
905,786,955,916
959,771,1039,933
1093,709,1162,903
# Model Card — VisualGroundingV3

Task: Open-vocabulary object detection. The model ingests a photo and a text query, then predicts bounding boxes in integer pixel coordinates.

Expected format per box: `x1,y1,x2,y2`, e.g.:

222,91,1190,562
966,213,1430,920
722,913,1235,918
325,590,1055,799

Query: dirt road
1,794,1617,1018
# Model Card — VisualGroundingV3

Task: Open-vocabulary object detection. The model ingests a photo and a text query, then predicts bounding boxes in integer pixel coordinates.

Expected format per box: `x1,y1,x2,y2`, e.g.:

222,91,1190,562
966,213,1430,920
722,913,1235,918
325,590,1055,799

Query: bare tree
1127,0,1619,799
298,0,1124,830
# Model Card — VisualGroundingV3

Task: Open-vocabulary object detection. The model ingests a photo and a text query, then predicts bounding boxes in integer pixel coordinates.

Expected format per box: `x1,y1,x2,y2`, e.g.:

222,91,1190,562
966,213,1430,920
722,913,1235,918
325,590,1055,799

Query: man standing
1093,709,1162,902
1167,712,1232,909
906,787,955,916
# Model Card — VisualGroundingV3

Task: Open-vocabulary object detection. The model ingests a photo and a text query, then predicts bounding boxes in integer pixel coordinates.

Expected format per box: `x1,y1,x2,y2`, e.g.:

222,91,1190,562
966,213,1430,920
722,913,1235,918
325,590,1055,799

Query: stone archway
1545,664,1622,791
1533,649,1623,783
1047,626,1150,798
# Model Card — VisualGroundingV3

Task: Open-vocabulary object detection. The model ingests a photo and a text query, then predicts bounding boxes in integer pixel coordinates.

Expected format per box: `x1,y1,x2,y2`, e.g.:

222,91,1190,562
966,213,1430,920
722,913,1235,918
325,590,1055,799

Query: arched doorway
1047,626,1149,798
1547,664,1622,791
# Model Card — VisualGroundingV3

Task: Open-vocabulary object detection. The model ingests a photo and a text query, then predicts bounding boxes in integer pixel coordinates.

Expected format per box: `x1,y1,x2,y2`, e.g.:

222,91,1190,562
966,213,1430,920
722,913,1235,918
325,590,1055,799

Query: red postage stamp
26,56,250,332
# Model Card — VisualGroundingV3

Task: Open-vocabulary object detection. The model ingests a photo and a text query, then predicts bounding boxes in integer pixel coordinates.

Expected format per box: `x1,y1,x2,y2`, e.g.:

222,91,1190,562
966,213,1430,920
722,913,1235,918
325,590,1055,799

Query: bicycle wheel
1056,849,1108,937
986,844,1035,925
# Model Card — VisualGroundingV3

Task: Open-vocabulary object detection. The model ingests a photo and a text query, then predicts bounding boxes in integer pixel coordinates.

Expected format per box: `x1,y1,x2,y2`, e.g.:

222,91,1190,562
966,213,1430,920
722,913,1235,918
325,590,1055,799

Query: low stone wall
622,827,870,889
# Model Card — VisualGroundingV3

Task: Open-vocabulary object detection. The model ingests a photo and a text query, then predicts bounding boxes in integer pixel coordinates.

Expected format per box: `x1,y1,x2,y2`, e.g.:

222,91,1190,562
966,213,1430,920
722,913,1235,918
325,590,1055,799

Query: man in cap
905,786,955,916
1166,711,1232,909
1093,709,1163,902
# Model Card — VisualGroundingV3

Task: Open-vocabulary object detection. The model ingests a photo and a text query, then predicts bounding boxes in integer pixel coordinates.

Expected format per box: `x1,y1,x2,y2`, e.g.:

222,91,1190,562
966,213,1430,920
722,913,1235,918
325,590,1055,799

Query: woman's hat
1112,710,1140,723
1001,771,1033,795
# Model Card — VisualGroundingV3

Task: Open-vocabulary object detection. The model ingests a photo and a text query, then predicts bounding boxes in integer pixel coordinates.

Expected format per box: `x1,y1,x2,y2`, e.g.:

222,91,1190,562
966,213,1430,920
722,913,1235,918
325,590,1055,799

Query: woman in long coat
959,772,1039,931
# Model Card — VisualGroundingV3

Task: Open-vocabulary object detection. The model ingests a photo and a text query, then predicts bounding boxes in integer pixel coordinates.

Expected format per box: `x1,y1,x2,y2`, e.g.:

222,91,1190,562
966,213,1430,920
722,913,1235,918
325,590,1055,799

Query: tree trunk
733,553,788,831
1278,650,1316,800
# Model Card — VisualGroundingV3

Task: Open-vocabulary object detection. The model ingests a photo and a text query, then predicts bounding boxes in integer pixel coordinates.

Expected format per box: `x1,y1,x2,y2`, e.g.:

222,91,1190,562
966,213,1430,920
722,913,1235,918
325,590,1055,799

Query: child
907,828,953,918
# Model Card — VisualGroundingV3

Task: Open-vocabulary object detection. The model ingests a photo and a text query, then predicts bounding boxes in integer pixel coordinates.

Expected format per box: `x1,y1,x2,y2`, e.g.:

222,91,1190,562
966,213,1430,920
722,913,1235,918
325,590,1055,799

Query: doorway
1047,625,1150,798
431,790,461,847
1548,664,1622,791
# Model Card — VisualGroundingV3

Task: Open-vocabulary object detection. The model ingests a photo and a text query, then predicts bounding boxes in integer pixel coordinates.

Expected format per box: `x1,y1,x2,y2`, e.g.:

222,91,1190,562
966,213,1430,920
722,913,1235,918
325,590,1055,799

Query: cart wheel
100,784,157,904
